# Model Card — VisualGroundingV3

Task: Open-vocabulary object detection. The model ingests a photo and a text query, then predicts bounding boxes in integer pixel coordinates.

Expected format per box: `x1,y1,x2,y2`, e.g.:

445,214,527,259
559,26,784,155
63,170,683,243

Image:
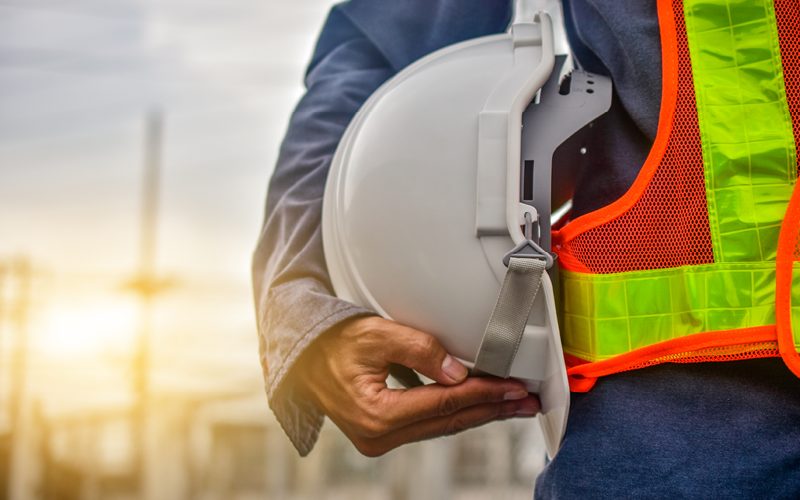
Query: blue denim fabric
535,359,800,499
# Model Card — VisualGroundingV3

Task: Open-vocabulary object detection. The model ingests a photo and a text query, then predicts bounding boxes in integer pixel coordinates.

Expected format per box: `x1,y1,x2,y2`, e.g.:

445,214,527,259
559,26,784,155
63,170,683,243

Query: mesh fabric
628,341,779,370
557,0,714,274
774,0,800,155
559,0,800,373
774,0,800,351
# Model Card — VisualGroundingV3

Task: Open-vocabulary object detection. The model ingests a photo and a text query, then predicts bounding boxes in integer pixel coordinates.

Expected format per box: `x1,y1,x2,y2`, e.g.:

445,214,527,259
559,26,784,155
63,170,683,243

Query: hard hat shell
322,15,610,457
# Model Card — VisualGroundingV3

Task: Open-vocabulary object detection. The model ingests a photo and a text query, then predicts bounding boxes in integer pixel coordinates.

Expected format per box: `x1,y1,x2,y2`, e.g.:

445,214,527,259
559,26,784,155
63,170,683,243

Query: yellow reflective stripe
684,0,797,263
561,264,776,362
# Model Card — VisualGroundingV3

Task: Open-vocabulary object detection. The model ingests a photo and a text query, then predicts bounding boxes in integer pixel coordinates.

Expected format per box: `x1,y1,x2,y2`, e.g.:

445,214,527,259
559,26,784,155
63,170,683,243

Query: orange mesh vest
552,0,800,392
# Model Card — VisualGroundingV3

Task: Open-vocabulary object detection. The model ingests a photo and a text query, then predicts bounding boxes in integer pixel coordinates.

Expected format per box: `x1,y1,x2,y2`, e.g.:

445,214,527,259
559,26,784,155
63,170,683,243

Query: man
253,0,800,497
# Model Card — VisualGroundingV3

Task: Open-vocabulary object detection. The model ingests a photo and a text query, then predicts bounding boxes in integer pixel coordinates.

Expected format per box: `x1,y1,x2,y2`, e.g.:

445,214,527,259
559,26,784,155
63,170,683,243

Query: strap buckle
502,212,555,268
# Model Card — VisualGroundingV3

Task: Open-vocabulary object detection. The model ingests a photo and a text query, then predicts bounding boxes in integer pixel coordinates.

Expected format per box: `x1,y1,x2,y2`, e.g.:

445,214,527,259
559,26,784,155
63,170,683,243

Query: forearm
252,6,393,456
253,0,515,455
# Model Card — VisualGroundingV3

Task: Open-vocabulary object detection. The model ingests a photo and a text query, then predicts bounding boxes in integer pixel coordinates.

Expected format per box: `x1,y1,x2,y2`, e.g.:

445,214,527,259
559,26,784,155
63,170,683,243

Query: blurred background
0,0,547,498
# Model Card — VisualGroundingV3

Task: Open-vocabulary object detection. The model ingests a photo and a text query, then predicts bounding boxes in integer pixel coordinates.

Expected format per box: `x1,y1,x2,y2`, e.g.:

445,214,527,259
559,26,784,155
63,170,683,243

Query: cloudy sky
0,0,562,420
0,0,339,414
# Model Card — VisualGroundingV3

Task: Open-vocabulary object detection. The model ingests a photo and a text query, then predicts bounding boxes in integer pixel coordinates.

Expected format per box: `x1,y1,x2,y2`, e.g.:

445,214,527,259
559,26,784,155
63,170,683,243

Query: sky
0,0,566,420
0,4,557,490
0,0,340,417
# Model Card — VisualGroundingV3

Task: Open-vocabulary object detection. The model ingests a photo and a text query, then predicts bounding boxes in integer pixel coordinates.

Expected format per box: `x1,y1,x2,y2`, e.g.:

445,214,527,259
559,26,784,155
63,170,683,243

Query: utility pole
8,259,31,443
134,109,161,416
127,109,170,500
0,263,8,500
4,258,34,500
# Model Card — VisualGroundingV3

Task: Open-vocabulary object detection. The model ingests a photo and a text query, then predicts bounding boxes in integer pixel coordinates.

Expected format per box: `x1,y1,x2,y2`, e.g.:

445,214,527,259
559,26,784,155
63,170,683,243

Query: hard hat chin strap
473,255,547,378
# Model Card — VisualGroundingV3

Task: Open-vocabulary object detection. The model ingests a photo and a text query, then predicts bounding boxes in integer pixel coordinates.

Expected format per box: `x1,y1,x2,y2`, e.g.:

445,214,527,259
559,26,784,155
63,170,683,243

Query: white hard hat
323,12,611,457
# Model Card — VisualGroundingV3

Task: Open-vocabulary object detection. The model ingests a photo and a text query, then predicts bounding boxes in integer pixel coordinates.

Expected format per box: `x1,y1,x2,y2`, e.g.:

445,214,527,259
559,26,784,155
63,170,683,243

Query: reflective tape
684,0,797,262
560,0,800,363
561,263,778,362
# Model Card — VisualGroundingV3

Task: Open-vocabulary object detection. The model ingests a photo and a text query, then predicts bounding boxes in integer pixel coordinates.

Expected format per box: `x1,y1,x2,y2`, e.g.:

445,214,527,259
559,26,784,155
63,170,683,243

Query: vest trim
555,0,800,388
777,189,800,376
551,0,680,250
774,0,800,380
566,325,778,391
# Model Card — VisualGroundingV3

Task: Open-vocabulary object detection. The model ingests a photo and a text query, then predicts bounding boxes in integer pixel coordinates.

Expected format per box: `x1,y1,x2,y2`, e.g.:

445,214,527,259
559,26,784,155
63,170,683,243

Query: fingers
295,316,541,458
375,320,468,385
330,316,532,431
349,396,541,458
378,376,530,429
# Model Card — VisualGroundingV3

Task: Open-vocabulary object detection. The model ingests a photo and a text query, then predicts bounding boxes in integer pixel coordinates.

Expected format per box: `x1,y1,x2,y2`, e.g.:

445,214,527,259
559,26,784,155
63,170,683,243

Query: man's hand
293,316,541,457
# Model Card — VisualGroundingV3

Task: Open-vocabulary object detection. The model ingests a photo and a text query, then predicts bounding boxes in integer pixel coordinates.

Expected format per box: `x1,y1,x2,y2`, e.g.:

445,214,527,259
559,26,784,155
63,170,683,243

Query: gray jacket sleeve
251,6,392,457
252,0,514,456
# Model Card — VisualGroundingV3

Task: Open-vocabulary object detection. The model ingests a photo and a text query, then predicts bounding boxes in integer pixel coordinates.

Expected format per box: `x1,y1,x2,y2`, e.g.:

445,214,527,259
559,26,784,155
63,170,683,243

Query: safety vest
553,0,800,391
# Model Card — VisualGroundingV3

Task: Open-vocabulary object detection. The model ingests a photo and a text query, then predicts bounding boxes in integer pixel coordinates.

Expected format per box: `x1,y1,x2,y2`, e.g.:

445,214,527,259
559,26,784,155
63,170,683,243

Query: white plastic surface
514,0,571,56
322,15,570,458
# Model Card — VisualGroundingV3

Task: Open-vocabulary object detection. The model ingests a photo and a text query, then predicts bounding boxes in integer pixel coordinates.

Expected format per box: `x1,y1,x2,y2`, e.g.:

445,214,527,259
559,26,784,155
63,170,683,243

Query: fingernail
515,401,540,417
504,390,528,401
441,354,468,382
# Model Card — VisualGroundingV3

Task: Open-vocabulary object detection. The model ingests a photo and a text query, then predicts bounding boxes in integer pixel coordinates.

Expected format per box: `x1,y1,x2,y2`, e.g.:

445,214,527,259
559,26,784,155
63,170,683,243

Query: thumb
383,323,469,386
